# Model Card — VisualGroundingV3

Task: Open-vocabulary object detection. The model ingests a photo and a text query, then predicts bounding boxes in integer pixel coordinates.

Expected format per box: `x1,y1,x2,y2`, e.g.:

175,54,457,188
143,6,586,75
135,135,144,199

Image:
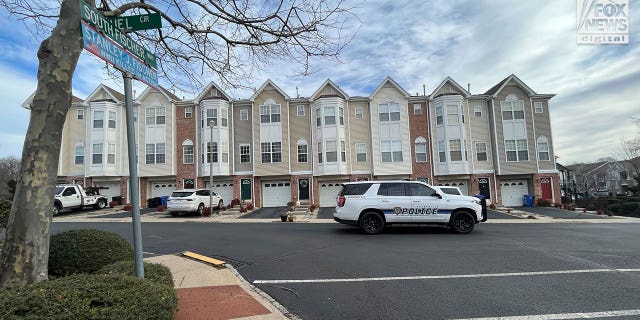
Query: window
146,106,166,125
108,111,116,129
203,142,218,163
183,141,194,164
377,183,408,197
240,109,249,121
409,183,436,197
74,145,84,164
415,142,427,162
316,108,321,126
297,105,305,116
339,107,344,125
297,143,308,163
355,107,363,119
379,103,400,122
184,106,192,118
260,104,280,123
475,142,488,161
260,142,281,163
77,109,84,120
341,140,346,162
183,179,195,189
537,137,550,161
318,142,323,163
449,139,462,161
221,108,228,127
505,139,528,161
93,111,104,128
92,143,103,164
325,107,336,125
438,141,446,162
413,103,422,115
222,142,228,163
240,144,251,163
381,141,402,162
355,143,367,162
474,106,482,117
446,105,459,124
133,110,137,122
326,141,338,162
501,100,525,120
146,143,166,164
534,101,543,113
436,106,443,125
107,143,115,164
204,108,217,127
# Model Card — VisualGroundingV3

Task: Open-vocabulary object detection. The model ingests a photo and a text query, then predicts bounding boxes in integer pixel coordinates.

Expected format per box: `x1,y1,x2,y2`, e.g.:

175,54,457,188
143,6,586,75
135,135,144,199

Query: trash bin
112,196,123,205
161,196,169,208
523,194,534,207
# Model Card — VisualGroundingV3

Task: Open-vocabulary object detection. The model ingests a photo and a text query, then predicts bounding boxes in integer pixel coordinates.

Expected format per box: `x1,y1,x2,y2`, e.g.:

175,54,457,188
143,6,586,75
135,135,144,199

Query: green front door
241,179,252,200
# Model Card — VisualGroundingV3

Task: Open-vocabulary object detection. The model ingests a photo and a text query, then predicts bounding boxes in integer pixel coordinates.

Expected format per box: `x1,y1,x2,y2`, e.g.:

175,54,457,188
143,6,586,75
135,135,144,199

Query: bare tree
0,156,21,199
0,0,356,287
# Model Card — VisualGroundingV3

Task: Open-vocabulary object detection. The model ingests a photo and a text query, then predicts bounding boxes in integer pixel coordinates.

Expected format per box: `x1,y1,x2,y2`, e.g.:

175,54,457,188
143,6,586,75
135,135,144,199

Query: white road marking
450,309,640,320
253,268,640,284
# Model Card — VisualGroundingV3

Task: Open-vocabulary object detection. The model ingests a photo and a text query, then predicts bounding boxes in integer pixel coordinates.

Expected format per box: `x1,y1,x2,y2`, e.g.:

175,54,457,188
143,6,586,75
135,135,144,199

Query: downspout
490,98,500,202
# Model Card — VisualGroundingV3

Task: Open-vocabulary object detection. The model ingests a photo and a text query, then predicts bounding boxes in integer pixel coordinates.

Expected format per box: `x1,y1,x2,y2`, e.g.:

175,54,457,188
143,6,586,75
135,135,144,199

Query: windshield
55,186,64,195
171,191,195,198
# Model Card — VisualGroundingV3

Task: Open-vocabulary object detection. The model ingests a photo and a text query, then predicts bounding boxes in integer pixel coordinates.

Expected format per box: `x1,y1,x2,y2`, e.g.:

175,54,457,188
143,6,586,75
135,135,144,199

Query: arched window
414,137,427,162
182,139,194,164
537,136,550,161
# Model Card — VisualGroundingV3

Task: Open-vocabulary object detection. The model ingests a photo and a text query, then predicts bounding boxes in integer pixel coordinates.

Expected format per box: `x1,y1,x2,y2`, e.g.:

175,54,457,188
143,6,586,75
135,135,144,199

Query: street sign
109,13,162,32
81,20,158,89
79,0,157,68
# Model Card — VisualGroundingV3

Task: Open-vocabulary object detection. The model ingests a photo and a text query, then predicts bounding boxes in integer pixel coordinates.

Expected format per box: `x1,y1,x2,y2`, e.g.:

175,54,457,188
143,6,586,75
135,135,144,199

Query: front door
478,178,491,199
541,177,552,200
240,179,252,200
298,179,310,200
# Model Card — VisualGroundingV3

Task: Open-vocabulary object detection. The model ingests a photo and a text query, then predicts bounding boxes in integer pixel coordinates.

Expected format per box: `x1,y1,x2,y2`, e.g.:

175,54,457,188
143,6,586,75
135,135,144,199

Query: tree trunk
0,0,84,288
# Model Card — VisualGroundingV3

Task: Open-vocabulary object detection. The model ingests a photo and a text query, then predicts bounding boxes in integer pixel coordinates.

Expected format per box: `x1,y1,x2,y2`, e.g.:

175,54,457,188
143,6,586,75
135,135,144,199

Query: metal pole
124,72,144,278
209,121,213,212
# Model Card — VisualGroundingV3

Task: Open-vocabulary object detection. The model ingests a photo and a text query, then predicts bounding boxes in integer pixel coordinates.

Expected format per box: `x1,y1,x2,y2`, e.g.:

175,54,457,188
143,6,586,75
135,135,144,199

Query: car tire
449,211,475,234
217,200,223,210
52,204,61,216
197,203,205,216
94,198,107,210
359,211,385,235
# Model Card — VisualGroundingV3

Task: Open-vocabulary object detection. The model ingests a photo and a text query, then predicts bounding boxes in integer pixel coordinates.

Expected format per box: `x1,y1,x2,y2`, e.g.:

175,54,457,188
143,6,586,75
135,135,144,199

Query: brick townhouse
27,74,560,208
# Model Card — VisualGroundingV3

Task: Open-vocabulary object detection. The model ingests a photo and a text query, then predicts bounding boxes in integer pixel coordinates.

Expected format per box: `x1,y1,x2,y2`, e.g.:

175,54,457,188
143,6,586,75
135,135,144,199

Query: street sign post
109,13,162,32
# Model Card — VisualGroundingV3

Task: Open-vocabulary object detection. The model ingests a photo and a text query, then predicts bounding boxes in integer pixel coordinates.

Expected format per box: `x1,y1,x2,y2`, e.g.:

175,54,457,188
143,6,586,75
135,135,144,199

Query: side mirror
434,193,442,199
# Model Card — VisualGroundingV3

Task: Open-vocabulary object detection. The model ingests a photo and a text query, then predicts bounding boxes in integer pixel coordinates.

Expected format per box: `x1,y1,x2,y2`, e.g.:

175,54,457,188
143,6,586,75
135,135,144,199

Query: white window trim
355,142,367,162
182,140,194,164
413,103,422,115
534,101,544,113
474,106,482,117
475,141,488,162
505,139,529,162
77,109,84,120
297,105,305,117
355,107,363,119
240,109,249,121
184,106,193,118
239,144,251,163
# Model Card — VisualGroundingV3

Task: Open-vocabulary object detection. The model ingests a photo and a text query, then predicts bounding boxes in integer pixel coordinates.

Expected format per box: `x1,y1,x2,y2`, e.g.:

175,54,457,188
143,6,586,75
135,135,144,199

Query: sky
0,0,638,165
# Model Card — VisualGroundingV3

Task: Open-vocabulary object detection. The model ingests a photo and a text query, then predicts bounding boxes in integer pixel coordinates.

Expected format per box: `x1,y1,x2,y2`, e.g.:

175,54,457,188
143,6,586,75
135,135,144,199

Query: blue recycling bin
523,194,534,207
161,196,169,208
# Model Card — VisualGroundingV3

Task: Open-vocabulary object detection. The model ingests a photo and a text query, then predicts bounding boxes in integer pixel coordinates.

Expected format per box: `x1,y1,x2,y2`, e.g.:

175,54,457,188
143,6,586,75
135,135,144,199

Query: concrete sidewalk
146,254,296,320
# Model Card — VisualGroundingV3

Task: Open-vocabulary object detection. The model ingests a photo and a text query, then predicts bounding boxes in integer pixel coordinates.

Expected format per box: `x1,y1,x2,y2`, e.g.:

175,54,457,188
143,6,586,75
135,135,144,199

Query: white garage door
93,182,120,200
319,182,344,207
152,181,176,198
437,180,469,195
262,181,291,207
206,181,234,205
501,180,528,207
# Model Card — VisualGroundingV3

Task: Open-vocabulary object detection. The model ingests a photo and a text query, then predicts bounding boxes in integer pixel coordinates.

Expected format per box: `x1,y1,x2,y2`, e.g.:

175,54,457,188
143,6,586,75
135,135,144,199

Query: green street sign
109,13,162,32
79,0,157,68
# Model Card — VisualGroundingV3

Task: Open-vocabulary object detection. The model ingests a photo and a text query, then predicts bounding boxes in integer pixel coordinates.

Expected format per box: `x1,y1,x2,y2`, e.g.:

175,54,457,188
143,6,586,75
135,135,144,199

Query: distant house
566,157,639,197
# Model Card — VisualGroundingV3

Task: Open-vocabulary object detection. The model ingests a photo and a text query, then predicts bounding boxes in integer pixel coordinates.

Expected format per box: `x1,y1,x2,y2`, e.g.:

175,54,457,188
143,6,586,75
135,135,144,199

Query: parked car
53,184,109,216
166,189,223,216
433,186,492,206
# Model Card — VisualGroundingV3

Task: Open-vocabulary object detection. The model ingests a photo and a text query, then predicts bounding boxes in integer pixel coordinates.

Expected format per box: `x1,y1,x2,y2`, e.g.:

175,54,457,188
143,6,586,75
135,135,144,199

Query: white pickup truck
53,184,109,216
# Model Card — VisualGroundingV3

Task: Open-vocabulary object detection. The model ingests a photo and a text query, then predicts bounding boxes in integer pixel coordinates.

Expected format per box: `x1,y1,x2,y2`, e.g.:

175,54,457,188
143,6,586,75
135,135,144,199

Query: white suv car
334,181,484,234
166,189,223,216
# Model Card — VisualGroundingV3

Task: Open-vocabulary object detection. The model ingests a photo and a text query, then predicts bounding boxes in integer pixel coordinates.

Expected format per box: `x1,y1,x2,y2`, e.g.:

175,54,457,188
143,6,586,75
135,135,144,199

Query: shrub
247,203,254,210
123,204,132,211
231,198,241,206
607,203,621,214
597,209,604,215
536,198,552,207
98,260,174,288
308,203,317,212
607,198,621,205
621,202,640,214
554,202,563,208
49,229,133,276
156,205,165,212
488,203,496,210
628,197,640,202
0,199,11,229
109,201,116,208
202,206,212,217
0,273,177,320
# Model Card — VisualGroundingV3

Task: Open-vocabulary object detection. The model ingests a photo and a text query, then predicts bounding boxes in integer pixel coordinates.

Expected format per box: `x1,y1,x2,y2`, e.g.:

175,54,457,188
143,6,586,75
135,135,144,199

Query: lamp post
208,120,214,213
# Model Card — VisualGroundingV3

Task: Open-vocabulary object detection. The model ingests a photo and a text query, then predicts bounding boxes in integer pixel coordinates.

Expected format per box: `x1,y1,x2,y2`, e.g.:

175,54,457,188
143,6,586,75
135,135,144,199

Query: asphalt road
51,222,640,320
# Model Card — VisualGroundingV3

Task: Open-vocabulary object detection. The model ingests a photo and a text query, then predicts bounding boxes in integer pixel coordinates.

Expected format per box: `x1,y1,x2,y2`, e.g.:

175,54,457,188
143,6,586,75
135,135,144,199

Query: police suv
333,180,484,234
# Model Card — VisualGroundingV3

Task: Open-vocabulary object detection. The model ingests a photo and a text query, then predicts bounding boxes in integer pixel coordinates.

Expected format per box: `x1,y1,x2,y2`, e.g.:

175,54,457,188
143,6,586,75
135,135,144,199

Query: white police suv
333,181,484,234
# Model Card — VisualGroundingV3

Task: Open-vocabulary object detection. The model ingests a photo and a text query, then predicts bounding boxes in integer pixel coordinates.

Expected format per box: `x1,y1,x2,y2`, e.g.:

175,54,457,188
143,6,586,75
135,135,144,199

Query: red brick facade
175,103,198,191
408,100,432,182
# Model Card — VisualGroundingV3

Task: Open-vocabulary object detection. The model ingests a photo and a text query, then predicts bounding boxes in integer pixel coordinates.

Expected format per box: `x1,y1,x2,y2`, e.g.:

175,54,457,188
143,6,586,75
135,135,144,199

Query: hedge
0,199,11,229
49,229,133,276
0,273,176,320
99,260,174,288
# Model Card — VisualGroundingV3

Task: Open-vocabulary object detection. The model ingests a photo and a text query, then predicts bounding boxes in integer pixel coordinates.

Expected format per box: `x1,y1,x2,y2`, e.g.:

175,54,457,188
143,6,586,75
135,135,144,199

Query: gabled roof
430,76,470,98
484,74,536,97
21,91,84,109
136,85,183,103
369,76,410,99
194,82,232,102
310,79,349,100
250,79,290,101
85,84,124,103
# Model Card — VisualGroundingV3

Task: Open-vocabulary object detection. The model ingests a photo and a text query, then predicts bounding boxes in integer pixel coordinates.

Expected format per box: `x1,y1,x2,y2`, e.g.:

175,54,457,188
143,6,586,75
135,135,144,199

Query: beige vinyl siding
467,99,493,171
137,92,175,177
253,84,290,176
60,106,88,176
494,84,537,174
533,99,555,170
289,102,312,172
370,85,411,176
233,101,253,172
348,100,372,172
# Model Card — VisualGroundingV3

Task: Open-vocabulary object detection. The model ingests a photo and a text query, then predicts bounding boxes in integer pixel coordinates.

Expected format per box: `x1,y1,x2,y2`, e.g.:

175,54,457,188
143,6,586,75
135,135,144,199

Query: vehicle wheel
449,211,475,234
94,199,107,210
217,200,223,210
359,211,385,235
170,212,179,217
197,203,205,216
52,204,61,216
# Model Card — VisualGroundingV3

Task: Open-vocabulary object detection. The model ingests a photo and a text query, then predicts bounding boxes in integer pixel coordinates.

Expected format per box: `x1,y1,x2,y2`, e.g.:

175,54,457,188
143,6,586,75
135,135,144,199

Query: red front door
541,177,552,200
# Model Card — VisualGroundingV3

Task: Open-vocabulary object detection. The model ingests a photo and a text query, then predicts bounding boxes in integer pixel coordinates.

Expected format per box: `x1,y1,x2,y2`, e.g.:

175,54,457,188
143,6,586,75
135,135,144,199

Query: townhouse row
26,74,561,208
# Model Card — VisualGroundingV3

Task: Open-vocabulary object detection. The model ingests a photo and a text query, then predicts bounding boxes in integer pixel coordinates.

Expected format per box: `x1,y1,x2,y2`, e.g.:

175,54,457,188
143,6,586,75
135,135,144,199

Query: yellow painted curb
182,251,226,268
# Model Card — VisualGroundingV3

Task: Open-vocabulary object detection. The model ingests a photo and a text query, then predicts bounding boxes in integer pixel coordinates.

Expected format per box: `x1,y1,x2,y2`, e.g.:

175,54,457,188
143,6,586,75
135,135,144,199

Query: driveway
515,206,613,219
239,206,288,219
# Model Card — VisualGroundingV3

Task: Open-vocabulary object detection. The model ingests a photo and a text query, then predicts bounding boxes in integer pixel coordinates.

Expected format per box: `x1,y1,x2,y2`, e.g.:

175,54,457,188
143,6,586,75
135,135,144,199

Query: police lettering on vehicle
393,206,438,215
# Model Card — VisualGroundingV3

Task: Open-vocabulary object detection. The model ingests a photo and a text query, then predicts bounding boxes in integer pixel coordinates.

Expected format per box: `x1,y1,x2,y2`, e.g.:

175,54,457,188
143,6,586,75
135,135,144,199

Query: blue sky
0,0,638,165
